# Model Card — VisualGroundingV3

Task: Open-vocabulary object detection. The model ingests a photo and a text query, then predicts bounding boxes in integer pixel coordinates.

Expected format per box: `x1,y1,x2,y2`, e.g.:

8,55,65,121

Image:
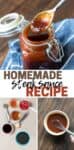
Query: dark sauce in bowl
47,113,67,133
2,123,12,134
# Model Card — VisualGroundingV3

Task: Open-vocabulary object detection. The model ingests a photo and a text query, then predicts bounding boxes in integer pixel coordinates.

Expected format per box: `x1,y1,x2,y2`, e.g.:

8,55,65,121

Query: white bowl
44,110,70,136
8,106,29,124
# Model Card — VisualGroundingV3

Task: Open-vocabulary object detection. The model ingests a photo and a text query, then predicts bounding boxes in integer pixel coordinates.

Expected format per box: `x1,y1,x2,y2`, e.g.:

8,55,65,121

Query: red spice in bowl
19,100,30,110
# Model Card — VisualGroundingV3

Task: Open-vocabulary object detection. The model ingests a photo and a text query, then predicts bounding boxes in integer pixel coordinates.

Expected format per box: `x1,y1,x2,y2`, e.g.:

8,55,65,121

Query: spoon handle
30,107,37,113
3,104,10,122
53,0,66,11
66,129,74,136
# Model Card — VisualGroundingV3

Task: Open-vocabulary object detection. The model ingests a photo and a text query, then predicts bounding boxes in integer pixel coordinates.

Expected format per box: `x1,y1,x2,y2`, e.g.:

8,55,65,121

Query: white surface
0,70,74,98
0,98,37,150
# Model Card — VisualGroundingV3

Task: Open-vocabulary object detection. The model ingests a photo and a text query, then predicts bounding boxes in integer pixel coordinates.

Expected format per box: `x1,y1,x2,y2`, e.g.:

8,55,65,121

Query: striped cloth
1,19,74,70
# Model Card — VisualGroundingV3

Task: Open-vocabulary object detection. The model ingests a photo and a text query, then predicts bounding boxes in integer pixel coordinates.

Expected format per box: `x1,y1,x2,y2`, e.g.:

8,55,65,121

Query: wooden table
38,98,74,150
0,0,74,66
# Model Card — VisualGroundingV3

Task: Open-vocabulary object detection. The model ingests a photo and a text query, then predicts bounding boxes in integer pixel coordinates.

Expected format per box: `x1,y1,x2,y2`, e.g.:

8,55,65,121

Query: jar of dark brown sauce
20,22,64,69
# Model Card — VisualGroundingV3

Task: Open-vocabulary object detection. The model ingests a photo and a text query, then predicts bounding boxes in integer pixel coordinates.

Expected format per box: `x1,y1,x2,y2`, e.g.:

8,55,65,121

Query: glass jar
0,13,64,70
20,23,64,69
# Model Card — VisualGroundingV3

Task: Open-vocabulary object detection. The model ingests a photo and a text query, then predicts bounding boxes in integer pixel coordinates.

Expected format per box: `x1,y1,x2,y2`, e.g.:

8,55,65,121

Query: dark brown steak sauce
28,31,49,41
47,113,67,133
31,19,49,33
2,123,12,134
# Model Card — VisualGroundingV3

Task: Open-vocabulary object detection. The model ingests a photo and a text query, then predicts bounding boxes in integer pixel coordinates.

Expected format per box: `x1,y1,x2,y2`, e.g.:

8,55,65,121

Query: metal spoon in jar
30,0,66,33
53,119,74,136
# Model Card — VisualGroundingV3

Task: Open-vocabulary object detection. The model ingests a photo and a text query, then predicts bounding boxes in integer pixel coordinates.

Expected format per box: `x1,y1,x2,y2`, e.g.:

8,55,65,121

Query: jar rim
22,23,49,47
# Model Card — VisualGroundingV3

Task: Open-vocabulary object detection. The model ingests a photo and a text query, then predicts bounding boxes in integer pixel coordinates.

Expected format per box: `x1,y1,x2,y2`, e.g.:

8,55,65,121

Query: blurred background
0,0,74,22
